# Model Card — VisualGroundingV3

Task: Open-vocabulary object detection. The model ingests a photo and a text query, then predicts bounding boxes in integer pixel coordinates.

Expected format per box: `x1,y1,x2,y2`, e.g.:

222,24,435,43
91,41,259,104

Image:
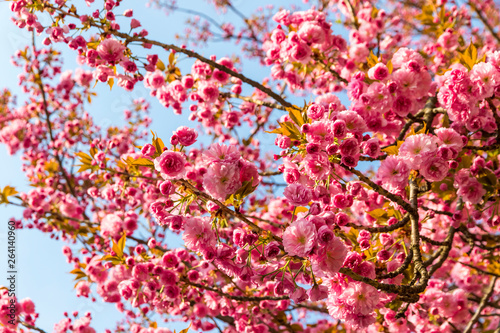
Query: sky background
0,1,347,332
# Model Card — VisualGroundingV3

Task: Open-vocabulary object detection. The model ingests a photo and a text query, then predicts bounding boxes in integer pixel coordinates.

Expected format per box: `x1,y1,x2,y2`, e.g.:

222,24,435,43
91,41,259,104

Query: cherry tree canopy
1,0,500,332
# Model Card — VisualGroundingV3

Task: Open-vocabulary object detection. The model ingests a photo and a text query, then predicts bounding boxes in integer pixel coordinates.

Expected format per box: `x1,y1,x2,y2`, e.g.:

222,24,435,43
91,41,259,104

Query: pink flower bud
290,287,307,303
332,120,347,138
265,241,281,259
307,284,328,301
130,19,141,29
368,63,389,81
317,225,334,245
147,238,156,248
284,183,312,206
307,104,325,120
309,202,321,215
377,249,391,261
336,212,349,226
141,143,156,157
359,238,371,251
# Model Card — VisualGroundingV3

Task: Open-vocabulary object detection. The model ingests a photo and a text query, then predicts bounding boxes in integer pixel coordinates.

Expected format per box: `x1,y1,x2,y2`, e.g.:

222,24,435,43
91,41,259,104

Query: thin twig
469,2,500,43
347,214,410,233
45,4,295,110
463,276,498,333
341,165,415,214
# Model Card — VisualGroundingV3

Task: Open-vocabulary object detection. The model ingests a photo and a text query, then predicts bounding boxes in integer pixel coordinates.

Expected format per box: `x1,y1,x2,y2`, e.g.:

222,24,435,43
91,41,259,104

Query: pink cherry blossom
283,183,312,206
96,38,125,63
282,218,317,257
182,217,216,252
203,162,242,201
311,236,348,277
154,151,187,179
173,126,198,146
398,134,438,170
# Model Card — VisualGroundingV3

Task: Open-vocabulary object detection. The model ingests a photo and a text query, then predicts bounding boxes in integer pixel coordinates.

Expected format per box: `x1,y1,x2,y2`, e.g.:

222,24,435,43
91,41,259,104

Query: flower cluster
2,0,500,332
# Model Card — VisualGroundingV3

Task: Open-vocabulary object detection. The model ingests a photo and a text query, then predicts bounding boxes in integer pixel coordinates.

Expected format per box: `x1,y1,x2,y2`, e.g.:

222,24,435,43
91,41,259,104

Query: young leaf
281,121,301,140
156,59,166,71
132,158,155,167
460,41,477,71
381,145,399,155
416,123,427,135
168,52,176,65
387,60,393,74
107,77,114,91
111,234,126,258
76,164,92,173
275,122,292,137
154,137,165,153
367,208,387,219
366,50,379,68
3,186,18,198
76,152,92,164
286,106,305,126
264,127,285,135
294,206,309,214
117,233,127,256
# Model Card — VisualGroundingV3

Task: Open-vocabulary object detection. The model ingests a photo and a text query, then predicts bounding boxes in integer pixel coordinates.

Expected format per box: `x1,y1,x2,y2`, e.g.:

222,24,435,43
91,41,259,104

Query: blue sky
0,1,359,331
0,1,301,331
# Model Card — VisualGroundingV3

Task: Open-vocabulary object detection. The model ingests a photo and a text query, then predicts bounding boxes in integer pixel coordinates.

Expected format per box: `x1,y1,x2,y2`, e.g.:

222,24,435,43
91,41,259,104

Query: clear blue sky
0,1,349,331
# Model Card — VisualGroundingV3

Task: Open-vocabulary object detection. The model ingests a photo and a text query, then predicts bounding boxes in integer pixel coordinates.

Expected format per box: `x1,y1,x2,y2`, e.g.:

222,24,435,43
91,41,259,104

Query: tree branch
463,276,498,333
341,165,415,214
347,214,410,233
176,179,283,243
45,4,294,110
184,279,288,301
